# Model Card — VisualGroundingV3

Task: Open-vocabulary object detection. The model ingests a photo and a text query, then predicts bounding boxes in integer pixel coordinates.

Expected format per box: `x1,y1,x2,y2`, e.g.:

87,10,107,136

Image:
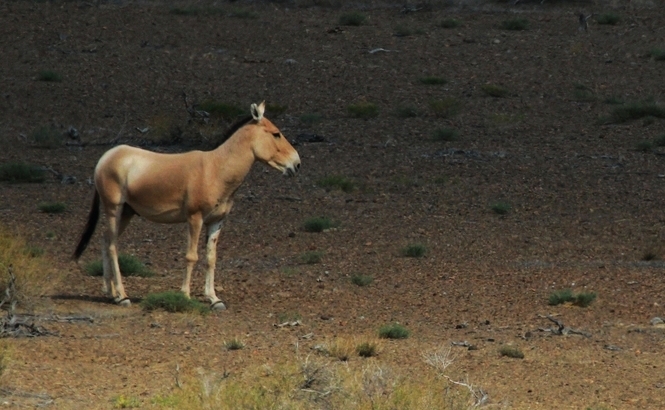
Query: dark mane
217,115,254,147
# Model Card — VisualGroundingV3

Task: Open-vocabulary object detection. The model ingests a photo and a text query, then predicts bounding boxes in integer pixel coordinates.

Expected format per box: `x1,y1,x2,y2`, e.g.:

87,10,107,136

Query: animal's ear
251,101,266,121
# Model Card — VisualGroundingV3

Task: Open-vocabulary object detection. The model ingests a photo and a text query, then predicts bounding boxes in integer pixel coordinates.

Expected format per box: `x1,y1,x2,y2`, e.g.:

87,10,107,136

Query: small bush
432,128,459,142
0,163,45,183
38,202,66,214
301,251,323,264
84,254,154,277
356,342,378,357
348,102,379,119
198,101,244,122
500,18,528,31
440,18,460,28
140,291,210,314
481,84,509,98
650,48,665,61
339,12,366,26
491,202,511,215
499,346,524,359
30,126,64,148
303,217,335,233
596,12,620,25
379,323,409,339
224,338,245,350
300,113,323,125
429,98,461,118
419,76,447,85
317,175,355,192
37,70,62,82
351,274,373,287
401,244,426,258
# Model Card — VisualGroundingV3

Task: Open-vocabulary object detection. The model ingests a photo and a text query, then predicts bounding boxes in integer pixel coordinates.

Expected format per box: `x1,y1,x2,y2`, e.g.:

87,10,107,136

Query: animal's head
249,101,301,176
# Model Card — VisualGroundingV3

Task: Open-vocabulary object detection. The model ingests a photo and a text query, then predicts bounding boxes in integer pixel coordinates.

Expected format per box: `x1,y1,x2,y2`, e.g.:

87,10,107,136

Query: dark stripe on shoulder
217,115,254,147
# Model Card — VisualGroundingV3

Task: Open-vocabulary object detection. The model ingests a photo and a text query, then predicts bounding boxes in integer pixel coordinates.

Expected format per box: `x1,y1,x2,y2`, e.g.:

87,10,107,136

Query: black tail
73,190,100,260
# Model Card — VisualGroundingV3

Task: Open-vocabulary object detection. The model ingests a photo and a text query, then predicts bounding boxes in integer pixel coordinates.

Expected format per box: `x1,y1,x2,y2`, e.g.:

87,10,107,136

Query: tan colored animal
74,101,301,309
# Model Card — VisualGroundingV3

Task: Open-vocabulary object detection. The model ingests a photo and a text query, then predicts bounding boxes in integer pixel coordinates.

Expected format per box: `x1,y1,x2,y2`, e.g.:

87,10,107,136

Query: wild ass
73,101,301,309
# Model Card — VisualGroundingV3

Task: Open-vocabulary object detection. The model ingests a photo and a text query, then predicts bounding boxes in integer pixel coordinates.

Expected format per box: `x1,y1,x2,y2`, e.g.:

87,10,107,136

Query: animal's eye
272,132,281,138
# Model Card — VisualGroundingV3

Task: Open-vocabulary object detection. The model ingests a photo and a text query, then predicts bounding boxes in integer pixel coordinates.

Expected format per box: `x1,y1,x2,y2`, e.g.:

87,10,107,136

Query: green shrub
0,163,46,183
596,12,620,25
141,291,210,314
300,251,323,264
347,102,379,119
440,18,460,28
339,12,366,26
300,113,323,125
650,48,665,61
317,175,355,192
224,338,245,350
84,254,154,277
491,202,511,215
351,274,373,287
499,346,524,359
303,217,334,233
401,243,426,258
432,128,459,142
429,98,461,118
356,342,378,357
500,18,528,31
481,84,509,98
38,202,66,214
419,76,447,85
379,323,409,339
198,101,244,122
38,70,62,82
30,126,64,148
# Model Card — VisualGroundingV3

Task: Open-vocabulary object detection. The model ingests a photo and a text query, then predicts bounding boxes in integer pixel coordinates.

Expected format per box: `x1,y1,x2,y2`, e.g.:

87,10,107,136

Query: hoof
115,297,131,306
211,300,226,311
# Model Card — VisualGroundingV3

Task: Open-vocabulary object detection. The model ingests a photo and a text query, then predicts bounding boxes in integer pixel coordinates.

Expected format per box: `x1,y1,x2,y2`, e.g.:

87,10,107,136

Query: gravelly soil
1,0,665,408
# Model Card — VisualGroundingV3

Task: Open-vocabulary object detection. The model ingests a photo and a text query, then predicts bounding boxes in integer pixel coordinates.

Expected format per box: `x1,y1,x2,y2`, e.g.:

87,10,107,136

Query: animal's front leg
204,221,225,310
181,215,203,298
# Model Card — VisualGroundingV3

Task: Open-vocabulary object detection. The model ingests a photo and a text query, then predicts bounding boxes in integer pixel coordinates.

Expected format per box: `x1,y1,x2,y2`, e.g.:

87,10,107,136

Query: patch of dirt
1,1,665,408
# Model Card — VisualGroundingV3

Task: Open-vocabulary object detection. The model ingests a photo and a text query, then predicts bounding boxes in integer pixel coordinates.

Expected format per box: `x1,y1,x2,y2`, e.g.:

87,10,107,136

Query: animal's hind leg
181,214,203,299
204,221,225,310
102,205,135,297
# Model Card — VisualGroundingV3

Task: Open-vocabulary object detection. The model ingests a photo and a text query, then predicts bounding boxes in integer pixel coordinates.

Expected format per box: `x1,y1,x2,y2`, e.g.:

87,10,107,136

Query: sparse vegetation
0,162,46,183
500,18,528,31
440,18,460,28
650,48,665,61
596,12,620,25
339,12,366,26
140,291,210,314
198,101,244,122
300,113,322,125
84,254,154,277
481,84,509,98
429,98,461,118
38,201,66,214
30,126,64,148
317,175,355,192
402,243,427,258
351,274,373,287
419,76,447,85
347,102,378,119
499,346,524,359
300,251,323,264
356,341,378,357
491,202,511,215
379,323,410,339
37,70,62,82
432,128,459,142
224,338,245,351
548,289,597,307
303,217,335,233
